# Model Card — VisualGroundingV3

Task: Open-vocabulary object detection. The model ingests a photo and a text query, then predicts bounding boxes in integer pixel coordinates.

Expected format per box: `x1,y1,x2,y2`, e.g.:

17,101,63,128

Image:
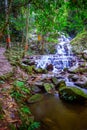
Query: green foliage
8,124,16,130
13,80,25,87
32,0,87,37
18,104,40,130
46,37,58,43
44,83,54,93
11,80,30,102
0,0,87,44
11,91,23,101
20,64,35,74
21,106,31,114
59,86,87,102
19,121,40,130
10,79,40,130
29,122,40,130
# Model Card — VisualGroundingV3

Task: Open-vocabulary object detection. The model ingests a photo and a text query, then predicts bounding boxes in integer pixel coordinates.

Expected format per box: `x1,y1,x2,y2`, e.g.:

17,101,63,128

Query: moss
71,31,87,54
20,64,35,74
28,94,43,103
34,68,47,74
13,80,25,87
56,80,66,90
51,77,58,85
71,31,87,45
71,67,87,73
59,86,87,102
44,83,54,93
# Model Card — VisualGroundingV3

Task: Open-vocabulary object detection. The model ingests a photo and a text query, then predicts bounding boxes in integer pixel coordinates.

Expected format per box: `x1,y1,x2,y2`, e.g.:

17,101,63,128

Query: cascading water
36,35,77,73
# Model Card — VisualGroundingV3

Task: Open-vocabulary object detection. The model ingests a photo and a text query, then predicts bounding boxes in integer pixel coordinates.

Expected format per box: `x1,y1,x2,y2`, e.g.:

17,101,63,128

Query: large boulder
59,86,87,102
71,31,87,54
82,50,87,60
68,66,87,74
74,81,87,88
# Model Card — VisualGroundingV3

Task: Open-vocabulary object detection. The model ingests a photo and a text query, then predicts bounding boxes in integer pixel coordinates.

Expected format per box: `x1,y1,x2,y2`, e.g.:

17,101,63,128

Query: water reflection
29,94,87,130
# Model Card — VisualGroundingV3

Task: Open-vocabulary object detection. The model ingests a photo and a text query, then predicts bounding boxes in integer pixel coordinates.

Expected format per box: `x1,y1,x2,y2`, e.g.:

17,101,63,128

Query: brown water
29,94,87,130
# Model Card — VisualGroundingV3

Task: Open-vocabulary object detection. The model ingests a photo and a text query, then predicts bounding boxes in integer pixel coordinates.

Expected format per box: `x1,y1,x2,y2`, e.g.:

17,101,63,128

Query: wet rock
82,50,87,60
59,86,87,102
68,74,79,82
31,85,41,93
22,59,35,65
46,64,53,71
68,66,87,74
68,65,79,73
74,81,87,88
71,31,87,54
34,82,44,88
27,94,43,103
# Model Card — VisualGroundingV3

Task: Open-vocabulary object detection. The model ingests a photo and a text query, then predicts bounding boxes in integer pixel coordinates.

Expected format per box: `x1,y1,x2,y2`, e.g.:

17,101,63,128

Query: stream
28,35,87,130
35,35,78,73
29,94,87,130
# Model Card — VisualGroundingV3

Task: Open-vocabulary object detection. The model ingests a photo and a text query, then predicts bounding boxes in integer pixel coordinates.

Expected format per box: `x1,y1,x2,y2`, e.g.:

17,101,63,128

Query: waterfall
36,35,77,73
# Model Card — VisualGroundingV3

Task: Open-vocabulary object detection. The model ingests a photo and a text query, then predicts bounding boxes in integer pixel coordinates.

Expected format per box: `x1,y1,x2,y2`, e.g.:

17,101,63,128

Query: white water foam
36,35,77,73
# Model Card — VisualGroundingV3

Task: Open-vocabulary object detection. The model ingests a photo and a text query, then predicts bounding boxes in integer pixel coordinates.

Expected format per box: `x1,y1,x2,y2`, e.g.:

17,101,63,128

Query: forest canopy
0,0,87,43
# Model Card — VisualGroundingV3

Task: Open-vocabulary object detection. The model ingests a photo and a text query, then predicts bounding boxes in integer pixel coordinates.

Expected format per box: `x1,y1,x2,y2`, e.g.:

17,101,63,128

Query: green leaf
21,106,31,114
13,81,25,87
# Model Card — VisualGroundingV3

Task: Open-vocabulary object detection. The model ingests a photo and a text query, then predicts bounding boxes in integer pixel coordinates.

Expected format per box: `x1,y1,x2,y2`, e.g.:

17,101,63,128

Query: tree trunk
41,35,44,54
24,5,29,55
5,0,12,49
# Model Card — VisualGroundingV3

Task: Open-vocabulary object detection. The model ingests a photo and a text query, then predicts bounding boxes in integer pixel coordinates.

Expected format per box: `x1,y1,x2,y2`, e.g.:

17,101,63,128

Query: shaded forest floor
0,48,21,130
0,47,41,130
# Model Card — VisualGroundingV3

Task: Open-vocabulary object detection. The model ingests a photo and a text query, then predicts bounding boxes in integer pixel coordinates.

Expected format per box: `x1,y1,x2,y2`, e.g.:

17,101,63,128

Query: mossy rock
27,66,34,74
43,83,55,93
22,59,35,65
31,85,41,93
56,80,66,90
51,77,59,85
28,94,43,103
71,31,87,54
20,63,35,74
69,67,87,74
59,86,87,102
34,68,47,74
